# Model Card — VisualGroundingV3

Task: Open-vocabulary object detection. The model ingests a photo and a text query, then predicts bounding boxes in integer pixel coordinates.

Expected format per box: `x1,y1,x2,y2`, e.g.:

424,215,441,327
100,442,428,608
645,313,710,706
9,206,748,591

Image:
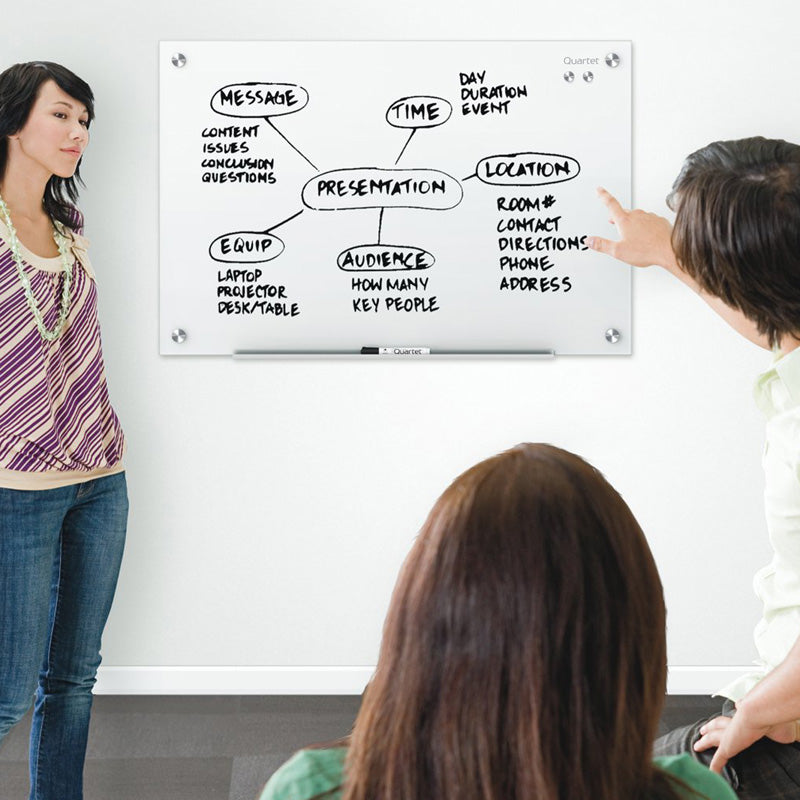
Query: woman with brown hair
259,444,734,800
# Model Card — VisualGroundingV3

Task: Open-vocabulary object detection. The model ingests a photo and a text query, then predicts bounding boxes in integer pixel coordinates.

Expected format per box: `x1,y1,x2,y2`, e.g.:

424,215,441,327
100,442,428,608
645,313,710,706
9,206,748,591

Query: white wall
4,0,797,694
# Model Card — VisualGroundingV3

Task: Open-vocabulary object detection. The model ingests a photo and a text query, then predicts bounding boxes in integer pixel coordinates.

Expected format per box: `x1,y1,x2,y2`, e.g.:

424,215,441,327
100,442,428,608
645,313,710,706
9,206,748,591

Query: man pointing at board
588,137,800,798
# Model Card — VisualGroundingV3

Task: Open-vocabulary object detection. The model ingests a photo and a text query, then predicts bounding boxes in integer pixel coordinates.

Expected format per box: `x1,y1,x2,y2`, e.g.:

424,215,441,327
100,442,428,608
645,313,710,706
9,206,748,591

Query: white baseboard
94,665,752,695
667,666,755,695
94,666,375,694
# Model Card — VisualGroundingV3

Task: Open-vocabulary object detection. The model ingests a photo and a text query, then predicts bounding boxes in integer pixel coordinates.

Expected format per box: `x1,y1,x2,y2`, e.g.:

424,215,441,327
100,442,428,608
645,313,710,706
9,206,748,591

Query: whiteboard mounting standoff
605,328,621,344
171,328,187,344
172,53,187,68
605,52,620,68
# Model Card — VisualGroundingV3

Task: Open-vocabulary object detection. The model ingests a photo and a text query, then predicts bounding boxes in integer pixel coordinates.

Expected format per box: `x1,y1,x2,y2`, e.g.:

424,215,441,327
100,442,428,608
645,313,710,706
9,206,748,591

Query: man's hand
693,712,798,774
587,188,676,269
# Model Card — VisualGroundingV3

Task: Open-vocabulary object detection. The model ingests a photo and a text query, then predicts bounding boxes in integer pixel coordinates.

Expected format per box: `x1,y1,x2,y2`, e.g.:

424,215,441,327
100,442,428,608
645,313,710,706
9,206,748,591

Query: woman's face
9,79,89,181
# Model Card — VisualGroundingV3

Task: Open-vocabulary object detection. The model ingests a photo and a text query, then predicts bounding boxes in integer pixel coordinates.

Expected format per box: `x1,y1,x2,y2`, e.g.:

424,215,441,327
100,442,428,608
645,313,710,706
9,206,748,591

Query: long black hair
0,61,94,231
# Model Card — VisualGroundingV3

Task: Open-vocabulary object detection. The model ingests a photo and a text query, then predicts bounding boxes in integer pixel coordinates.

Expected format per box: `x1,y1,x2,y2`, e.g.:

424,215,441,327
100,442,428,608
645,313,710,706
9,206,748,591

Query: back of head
345,444,674,800
0,61,94,230
668,137,800,348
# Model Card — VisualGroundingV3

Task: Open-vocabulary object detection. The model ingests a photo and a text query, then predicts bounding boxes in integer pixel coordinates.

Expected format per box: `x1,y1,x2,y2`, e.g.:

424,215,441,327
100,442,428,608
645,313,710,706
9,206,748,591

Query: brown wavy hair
668,137,800,348
339,443,686,800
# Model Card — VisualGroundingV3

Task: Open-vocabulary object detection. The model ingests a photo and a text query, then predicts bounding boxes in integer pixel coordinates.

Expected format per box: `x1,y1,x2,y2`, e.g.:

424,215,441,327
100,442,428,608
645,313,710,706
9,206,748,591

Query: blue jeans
0,472,128,800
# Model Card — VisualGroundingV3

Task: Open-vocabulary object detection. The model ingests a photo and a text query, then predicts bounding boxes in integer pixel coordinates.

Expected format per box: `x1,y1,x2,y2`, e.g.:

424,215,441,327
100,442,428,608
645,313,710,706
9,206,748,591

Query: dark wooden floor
0,695,721,800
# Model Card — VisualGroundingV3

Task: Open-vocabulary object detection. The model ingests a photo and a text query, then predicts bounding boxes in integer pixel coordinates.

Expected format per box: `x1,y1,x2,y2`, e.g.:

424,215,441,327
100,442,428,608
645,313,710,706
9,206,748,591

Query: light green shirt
718,346,800,701
259,747,737,800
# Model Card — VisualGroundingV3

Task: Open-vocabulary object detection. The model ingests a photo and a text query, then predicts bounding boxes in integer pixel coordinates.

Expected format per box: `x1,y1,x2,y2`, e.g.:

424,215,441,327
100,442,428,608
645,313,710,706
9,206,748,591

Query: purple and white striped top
0,219,125,485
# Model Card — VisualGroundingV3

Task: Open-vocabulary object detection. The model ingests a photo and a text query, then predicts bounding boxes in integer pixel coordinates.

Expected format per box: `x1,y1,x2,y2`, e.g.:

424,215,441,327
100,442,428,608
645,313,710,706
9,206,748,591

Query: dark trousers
655,700,800,799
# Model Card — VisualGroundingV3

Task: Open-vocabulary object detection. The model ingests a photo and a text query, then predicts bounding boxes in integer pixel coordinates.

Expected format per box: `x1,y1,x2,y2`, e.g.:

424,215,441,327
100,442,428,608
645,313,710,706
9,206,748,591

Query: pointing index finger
596,187,627,222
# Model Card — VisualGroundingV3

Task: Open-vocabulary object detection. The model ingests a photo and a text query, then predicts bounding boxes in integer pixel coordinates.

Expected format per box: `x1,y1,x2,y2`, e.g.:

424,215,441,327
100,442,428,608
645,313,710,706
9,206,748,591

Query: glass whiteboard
160,40,631,355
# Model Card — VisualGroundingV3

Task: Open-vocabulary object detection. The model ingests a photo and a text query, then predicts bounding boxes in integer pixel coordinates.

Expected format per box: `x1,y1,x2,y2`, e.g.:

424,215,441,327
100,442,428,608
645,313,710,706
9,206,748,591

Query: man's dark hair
668,137,800,348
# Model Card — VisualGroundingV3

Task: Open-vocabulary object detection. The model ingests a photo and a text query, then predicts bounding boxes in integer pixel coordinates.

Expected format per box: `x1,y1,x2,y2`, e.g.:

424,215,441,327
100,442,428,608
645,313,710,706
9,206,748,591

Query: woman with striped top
0,62,127,799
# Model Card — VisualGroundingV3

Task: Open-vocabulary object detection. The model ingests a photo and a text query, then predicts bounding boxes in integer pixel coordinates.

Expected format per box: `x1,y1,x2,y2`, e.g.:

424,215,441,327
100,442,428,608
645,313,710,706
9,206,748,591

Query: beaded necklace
0,193,73,342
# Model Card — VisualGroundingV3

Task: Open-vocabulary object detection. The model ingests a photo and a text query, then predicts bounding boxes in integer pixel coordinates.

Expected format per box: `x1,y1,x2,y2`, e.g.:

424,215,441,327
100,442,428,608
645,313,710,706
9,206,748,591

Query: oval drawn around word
476,152,582,186
385,96,453,129
302,168,463,211
337,244,435,272
208,231,285,264
210,83,309,119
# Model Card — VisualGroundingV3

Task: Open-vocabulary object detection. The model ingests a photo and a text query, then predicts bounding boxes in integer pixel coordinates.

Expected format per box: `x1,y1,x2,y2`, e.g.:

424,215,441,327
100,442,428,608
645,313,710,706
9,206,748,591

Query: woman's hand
587,188,676,270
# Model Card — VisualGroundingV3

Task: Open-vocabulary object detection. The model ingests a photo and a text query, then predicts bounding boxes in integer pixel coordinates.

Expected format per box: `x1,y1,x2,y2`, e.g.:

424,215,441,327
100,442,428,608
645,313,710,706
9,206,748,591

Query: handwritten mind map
160,41,631,355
